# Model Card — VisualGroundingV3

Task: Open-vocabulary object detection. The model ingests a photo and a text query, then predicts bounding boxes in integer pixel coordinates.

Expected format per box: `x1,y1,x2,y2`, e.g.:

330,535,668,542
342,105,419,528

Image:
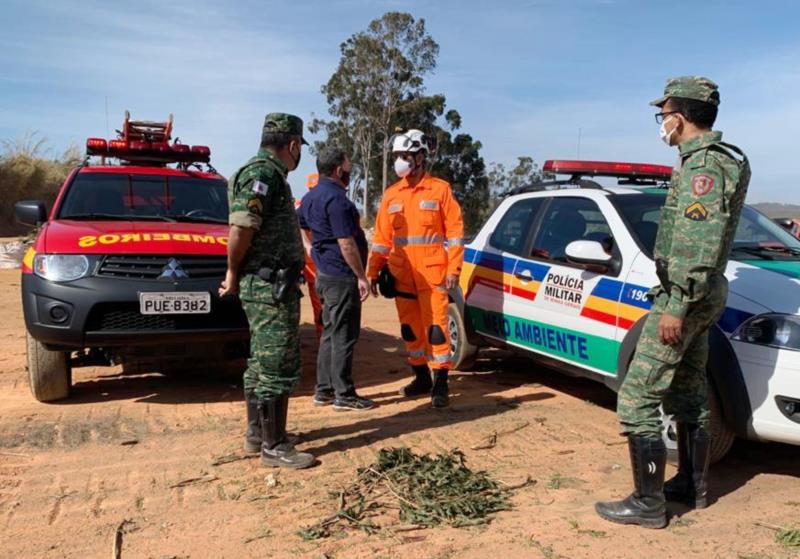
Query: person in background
296,173,323,339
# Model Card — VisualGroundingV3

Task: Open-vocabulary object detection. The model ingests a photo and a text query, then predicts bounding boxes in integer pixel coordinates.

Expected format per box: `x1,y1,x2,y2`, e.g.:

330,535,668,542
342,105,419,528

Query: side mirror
774,218,794,231
15,200,48,227
566,240,612,272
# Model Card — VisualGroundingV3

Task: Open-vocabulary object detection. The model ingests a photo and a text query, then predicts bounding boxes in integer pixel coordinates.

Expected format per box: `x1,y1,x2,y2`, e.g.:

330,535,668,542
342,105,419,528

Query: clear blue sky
1,0,797,203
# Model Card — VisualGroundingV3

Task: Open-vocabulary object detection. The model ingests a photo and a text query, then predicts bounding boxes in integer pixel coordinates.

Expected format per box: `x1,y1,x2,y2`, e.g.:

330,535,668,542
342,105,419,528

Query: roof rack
120,110,173,144
85,111,214,172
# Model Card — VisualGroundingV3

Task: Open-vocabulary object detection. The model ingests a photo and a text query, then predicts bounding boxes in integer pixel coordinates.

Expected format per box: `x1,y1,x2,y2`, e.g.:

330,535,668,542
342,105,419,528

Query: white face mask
394,157,413,178
659,115,677,146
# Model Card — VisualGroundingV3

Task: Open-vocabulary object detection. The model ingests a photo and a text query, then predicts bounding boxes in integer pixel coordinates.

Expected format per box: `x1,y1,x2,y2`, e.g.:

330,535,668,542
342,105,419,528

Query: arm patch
251,180,270,195
247,198,263,216
691,174,715,197
684,201,709,221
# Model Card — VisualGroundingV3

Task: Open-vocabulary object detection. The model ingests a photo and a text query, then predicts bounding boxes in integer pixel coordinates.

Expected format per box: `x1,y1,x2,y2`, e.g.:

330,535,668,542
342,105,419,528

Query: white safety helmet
390,129,433,155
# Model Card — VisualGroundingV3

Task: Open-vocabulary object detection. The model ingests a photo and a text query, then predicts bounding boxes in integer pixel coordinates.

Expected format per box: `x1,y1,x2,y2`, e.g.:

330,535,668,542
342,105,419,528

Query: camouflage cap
650,76,720,107
262,113,308,145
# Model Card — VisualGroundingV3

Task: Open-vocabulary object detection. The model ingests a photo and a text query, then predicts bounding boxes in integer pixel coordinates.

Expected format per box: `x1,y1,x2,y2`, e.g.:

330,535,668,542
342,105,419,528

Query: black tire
448,302,478,371
707,388,735,463
26,333,71,402
660,388,734,464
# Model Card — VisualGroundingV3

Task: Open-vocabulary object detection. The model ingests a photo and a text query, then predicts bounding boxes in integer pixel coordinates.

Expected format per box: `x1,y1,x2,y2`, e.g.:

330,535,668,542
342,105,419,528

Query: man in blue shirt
299,147,374,411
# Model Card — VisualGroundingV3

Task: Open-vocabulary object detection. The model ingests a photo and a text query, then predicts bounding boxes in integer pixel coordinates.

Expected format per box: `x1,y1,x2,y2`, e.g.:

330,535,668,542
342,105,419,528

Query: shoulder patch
691,174,715,197
251,180,270,196
247,198,264,216
684,201,708,221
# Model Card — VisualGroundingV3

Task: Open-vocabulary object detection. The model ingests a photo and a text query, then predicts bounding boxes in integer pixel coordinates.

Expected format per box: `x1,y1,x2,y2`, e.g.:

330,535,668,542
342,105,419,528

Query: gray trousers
315,272,362,398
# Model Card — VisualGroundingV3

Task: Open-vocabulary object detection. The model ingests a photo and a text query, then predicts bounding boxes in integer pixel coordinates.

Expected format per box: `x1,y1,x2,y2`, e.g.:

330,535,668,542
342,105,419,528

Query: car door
507,195,623,377
463,196,546,343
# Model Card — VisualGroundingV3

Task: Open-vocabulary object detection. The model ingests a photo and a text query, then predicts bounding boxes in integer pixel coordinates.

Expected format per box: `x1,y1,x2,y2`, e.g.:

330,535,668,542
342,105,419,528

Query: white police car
449,160,800,462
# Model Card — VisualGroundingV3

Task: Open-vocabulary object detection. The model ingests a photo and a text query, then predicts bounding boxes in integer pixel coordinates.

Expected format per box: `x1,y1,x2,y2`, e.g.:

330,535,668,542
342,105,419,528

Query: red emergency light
84,111,212,166
543,160,672,180
86,138,107,150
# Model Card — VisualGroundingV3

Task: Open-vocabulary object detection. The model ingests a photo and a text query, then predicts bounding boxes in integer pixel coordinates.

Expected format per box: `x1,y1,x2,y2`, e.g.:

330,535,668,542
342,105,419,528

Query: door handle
514,270,532,283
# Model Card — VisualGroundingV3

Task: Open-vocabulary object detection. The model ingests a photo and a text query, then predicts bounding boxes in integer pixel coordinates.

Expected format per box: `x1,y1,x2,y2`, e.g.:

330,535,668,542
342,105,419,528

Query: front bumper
733,340,800,445
22,272,249,350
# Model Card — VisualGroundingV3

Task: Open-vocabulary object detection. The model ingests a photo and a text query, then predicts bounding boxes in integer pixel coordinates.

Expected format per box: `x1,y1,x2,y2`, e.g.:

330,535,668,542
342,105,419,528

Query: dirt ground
0,269,798,559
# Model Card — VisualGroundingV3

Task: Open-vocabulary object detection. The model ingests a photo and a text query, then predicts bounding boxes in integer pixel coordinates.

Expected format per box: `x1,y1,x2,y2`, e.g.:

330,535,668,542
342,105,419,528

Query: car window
58,173,229,222
615,193,800,258
531,197,612,261
613,193,666,256
489,197,544,255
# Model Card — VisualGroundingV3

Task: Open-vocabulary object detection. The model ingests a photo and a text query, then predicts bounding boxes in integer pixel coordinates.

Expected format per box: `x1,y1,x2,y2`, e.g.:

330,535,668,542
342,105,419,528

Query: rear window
58,173,229,223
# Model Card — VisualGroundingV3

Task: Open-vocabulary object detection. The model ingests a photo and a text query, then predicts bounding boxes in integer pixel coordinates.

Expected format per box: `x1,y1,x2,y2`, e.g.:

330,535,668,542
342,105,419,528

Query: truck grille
96,255,227,280
86,303,247,332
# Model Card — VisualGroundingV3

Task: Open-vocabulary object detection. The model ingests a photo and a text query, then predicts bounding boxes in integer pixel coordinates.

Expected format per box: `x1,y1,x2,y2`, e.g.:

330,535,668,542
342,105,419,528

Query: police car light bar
543,160,672,180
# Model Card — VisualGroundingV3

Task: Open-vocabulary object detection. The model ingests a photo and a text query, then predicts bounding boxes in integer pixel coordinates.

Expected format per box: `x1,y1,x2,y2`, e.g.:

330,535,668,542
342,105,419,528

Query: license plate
139,292,211,315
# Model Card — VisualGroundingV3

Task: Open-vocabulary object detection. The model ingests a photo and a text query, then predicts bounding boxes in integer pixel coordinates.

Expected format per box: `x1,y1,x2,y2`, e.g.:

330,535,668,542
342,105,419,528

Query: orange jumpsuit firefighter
296,173,323,337
367,129,464,407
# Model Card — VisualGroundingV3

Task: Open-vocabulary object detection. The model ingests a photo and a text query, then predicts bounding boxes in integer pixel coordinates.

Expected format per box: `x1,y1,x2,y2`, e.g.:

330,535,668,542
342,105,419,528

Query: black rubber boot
260,396,315,470
595,436,668,529
399,364,432,397
243,389,262,455
431,369,449,408
664,423,711,509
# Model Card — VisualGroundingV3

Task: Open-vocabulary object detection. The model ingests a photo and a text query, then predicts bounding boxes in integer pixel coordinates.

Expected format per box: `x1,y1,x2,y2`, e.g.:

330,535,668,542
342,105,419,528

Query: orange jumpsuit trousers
367,174,464,370
296,174,323,337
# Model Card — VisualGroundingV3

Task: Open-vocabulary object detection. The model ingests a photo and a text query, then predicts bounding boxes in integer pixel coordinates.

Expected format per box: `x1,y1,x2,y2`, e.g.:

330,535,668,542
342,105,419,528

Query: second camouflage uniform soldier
595,77,751,528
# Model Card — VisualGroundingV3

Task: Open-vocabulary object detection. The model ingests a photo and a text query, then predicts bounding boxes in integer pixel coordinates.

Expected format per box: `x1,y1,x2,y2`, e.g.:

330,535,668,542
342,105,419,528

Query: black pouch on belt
377,265,417,300
258,264,304,304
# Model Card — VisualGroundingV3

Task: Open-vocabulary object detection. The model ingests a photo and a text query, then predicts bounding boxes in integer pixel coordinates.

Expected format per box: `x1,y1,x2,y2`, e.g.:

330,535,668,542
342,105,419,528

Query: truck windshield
58,173,229,223
614,193,800,260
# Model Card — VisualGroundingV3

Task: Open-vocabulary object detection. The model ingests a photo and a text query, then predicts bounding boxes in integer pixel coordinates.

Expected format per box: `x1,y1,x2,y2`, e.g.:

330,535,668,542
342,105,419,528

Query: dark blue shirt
298,176,368,277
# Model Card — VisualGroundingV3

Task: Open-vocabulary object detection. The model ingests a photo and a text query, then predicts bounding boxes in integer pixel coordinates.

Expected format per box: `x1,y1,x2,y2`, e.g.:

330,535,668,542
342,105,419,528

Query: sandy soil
0,268,798,559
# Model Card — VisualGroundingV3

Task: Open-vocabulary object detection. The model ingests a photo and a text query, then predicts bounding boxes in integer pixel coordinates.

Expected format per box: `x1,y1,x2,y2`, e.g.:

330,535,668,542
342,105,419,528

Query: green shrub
0,133,80,236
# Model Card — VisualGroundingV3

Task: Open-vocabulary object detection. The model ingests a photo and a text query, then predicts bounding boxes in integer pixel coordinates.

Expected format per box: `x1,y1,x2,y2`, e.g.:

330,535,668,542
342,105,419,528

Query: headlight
732,313,800,352
33,254,91,282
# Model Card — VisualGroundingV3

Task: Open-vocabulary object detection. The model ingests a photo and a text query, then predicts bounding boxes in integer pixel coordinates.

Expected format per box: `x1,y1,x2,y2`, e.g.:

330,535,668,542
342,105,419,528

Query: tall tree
487,156,544,209
313,12,438,220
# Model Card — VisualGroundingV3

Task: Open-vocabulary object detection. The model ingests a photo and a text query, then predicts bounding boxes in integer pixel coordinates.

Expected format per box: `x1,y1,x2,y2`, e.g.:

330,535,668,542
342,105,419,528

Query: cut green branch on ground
754,522,800,548
298,447,531,540
568,519,607,538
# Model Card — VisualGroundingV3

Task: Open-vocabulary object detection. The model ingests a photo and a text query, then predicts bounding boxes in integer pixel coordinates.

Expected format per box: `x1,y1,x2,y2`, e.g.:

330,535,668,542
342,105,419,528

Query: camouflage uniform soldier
220,113,315,469
596,77,750,528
